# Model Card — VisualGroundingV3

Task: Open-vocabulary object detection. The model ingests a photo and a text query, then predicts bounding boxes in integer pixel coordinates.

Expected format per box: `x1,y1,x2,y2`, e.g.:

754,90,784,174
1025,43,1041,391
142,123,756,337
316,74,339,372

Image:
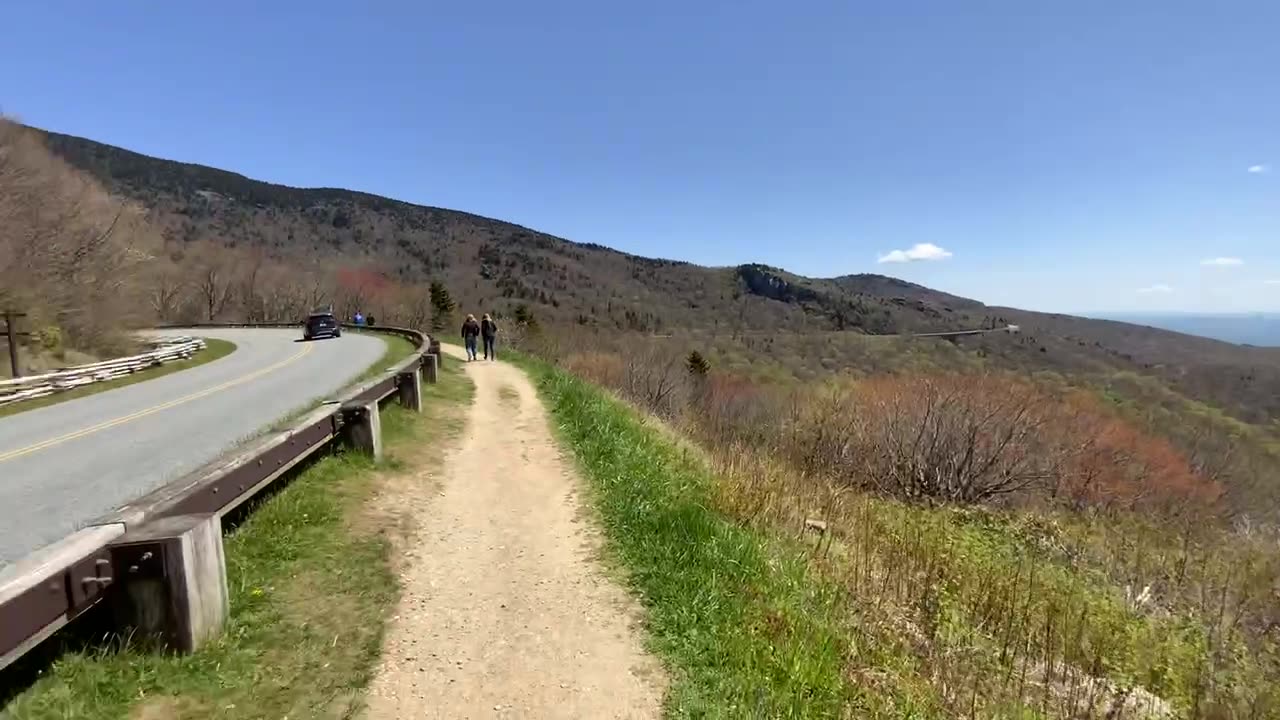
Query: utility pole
1,310,28,378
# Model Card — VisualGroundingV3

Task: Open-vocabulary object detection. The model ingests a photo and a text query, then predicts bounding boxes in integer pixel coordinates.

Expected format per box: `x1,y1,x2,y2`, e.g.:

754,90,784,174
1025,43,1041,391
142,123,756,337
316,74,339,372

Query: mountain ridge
31,125,1280,424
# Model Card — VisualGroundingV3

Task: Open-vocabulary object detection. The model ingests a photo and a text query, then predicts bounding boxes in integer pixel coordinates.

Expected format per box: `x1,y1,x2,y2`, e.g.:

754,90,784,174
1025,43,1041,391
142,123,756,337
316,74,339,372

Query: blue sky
2,1,1279,313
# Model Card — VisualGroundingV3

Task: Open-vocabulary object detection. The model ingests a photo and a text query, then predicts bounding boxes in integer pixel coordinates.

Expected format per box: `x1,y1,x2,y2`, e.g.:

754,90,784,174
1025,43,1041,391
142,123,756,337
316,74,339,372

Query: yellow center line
0,343,314,464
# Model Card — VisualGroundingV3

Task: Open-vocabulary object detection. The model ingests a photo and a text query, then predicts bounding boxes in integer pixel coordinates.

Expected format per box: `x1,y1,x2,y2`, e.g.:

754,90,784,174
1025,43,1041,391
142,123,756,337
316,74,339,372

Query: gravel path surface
0,327,387,567
364,349,664,719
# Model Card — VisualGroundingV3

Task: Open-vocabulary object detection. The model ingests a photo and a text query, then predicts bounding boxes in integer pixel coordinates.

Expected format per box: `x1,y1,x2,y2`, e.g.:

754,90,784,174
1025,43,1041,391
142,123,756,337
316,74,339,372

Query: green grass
351,331,418,384
260,332,426,436
0,339,236,420
521,358,857,718
0,360,473,719
423,355,476,407
517,349,1280,717
517,331,1280,714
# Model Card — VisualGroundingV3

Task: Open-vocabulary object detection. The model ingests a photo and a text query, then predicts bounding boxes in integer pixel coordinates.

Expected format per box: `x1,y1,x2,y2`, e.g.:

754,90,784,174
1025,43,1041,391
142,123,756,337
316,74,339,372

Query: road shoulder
0,357,474,719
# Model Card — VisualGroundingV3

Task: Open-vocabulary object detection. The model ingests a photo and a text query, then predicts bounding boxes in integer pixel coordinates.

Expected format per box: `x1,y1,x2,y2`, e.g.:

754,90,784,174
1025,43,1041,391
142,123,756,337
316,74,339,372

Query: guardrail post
423,352,439,384
397,367,423,411
2,310,28,378
109,514,229,653
342,402,383,460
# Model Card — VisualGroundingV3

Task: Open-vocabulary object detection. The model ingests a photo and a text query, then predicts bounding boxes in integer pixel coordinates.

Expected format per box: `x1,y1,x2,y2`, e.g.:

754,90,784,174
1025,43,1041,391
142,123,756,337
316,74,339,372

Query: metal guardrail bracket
113,543,167,580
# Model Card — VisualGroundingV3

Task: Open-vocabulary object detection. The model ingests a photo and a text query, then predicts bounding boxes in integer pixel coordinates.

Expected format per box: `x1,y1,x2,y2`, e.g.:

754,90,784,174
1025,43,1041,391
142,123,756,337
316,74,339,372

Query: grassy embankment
515,356,855,718
0,339,236,420
263,331,421,435
0,357,473,720
518,353,1280,719
350,331,419,383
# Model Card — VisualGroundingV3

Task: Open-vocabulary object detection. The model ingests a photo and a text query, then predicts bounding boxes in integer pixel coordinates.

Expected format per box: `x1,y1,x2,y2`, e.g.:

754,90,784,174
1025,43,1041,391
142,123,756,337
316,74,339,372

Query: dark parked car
303,311,341,340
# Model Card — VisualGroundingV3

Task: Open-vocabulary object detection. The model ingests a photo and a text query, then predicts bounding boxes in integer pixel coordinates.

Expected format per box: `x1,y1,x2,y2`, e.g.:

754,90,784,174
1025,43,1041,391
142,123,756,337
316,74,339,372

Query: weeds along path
364,348,664,719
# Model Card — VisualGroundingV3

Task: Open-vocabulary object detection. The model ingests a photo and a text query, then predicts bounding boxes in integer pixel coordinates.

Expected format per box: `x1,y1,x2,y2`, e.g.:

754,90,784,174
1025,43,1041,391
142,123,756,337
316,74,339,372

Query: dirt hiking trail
364,349,664,719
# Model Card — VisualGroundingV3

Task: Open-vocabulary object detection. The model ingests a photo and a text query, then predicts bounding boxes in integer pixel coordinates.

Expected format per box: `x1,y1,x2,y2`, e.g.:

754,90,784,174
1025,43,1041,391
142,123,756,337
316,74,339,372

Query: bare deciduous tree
0,117,158,353
846,375,1063,503
147,261,186,322
190,244,238,322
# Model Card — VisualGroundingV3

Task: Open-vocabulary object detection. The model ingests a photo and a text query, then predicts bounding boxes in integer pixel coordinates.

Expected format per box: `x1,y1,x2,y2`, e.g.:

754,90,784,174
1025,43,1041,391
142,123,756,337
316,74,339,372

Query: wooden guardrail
0,337,207,406
0,324,442,670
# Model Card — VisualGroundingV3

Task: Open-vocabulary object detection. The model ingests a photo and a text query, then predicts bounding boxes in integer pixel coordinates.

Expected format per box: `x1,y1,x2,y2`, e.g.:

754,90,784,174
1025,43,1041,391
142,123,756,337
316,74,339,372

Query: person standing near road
481,313,498,360
461,314,481,361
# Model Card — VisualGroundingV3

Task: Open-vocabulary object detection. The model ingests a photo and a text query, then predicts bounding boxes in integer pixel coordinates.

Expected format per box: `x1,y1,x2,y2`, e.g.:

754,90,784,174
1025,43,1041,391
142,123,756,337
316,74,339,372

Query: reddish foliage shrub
689,372,783,449
562,352,626,390
557,347,1221,516
818,373,1065,504
1054,390,1223,513
792,373,1220,512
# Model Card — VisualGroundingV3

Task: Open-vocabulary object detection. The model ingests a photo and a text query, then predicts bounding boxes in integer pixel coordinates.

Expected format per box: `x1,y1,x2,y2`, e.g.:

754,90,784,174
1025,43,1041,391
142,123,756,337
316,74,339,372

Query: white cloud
1201,257,1244,267
1266,279,1280,285
1137,284,1174,294
877,243,953,264
1248,164,1270,174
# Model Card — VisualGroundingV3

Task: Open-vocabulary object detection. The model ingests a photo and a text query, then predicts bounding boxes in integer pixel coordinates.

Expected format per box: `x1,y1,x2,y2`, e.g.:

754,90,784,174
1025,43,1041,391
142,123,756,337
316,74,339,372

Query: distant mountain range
1091,313,1280,347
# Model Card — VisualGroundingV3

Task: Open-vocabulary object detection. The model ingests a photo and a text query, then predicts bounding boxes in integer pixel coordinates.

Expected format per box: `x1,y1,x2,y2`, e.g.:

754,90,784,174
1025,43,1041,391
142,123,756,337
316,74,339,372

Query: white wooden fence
0,337,206,407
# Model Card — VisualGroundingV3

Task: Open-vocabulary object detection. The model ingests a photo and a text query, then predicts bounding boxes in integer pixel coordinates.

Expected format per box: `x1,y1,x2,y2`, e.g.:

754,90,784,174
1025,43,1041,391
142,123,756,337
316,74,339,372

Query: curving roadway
0,328,388,568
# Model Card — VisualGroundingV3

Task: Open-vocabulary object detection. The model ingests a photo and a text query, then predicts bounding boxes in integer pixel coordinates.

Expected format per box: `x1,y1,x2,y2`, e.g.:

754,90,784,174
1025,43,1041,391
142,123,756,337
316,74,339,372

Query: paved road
909,326,1017,338
0,328,388,567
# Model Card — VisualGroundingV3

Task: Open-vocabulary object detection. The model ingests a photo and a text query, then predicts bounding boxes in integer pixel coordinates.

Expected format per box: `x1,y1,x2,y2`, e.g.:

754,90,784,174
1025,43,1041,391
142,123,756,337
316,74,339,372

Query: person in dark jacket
481,313,498,361
461,314,481,361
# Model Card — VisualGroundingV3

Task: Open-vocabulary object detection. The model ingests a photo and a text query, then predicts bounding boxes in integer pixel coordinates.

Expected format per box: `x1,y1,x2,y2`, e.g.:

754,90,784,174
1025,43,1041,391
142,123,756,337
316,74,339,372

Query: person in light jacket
481,313,498,360
461,314,481,361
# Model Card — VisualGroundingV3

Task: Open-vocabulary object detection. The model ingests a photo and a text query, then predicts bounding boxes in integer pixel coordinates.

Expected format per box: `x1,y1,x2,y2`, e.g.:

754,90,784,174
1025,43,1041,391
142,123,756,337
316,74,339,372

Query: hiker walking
461,314,481,361
481,313,498,360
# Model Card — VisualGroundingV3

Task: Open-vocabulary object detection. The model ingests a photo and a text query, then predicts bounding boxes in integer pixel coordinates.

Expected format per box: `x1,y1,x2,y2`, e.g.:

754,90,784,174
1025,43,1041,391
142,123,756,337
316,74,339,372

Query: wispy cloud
877,243,953,264
1201,257,1244,267
1266,279,1280,286
1137,284,1174,294
1248,164,1270,174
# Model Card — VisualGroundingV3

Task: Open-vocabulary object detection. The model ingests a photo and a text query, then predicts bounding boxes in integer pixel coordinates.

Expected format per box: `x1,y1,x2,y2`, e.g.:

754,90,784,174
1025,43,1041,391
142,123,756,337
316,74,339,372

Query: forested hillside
5,122,1275,514
32,128,1280,423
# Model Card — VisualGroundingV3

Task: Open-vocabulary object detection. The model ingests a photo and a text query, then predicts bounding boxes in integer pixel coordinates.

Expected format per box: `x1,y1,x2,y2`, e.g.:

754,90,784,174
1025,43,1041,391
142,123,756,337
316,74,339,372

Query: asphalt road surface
0,328,388,567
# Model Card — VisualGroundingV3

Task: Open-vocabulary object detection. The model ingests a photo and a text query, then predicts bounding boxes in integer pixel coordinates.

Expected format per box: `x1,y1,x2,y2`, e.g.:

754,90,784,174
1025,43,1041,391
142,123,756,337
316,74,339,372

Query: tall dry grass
543,339,1280,717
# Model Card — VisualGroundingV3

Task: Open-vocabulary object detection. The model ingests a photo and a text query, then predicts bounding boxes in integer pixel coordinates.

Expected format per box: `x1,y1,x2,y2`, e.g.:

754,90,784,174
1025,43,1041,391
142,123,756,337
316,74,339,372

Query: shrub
35,325,62,352
541,346,1273,714
685,350,710,376
777,373,1222,513
552,346,1221,516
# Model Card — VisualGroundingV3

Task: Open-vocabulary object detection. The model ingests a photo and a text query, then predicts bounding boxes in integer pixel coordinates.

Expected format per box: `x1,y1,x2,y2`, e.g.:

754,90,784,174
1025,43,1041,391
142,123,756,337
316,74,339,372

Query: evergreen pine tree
429,281,456,333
